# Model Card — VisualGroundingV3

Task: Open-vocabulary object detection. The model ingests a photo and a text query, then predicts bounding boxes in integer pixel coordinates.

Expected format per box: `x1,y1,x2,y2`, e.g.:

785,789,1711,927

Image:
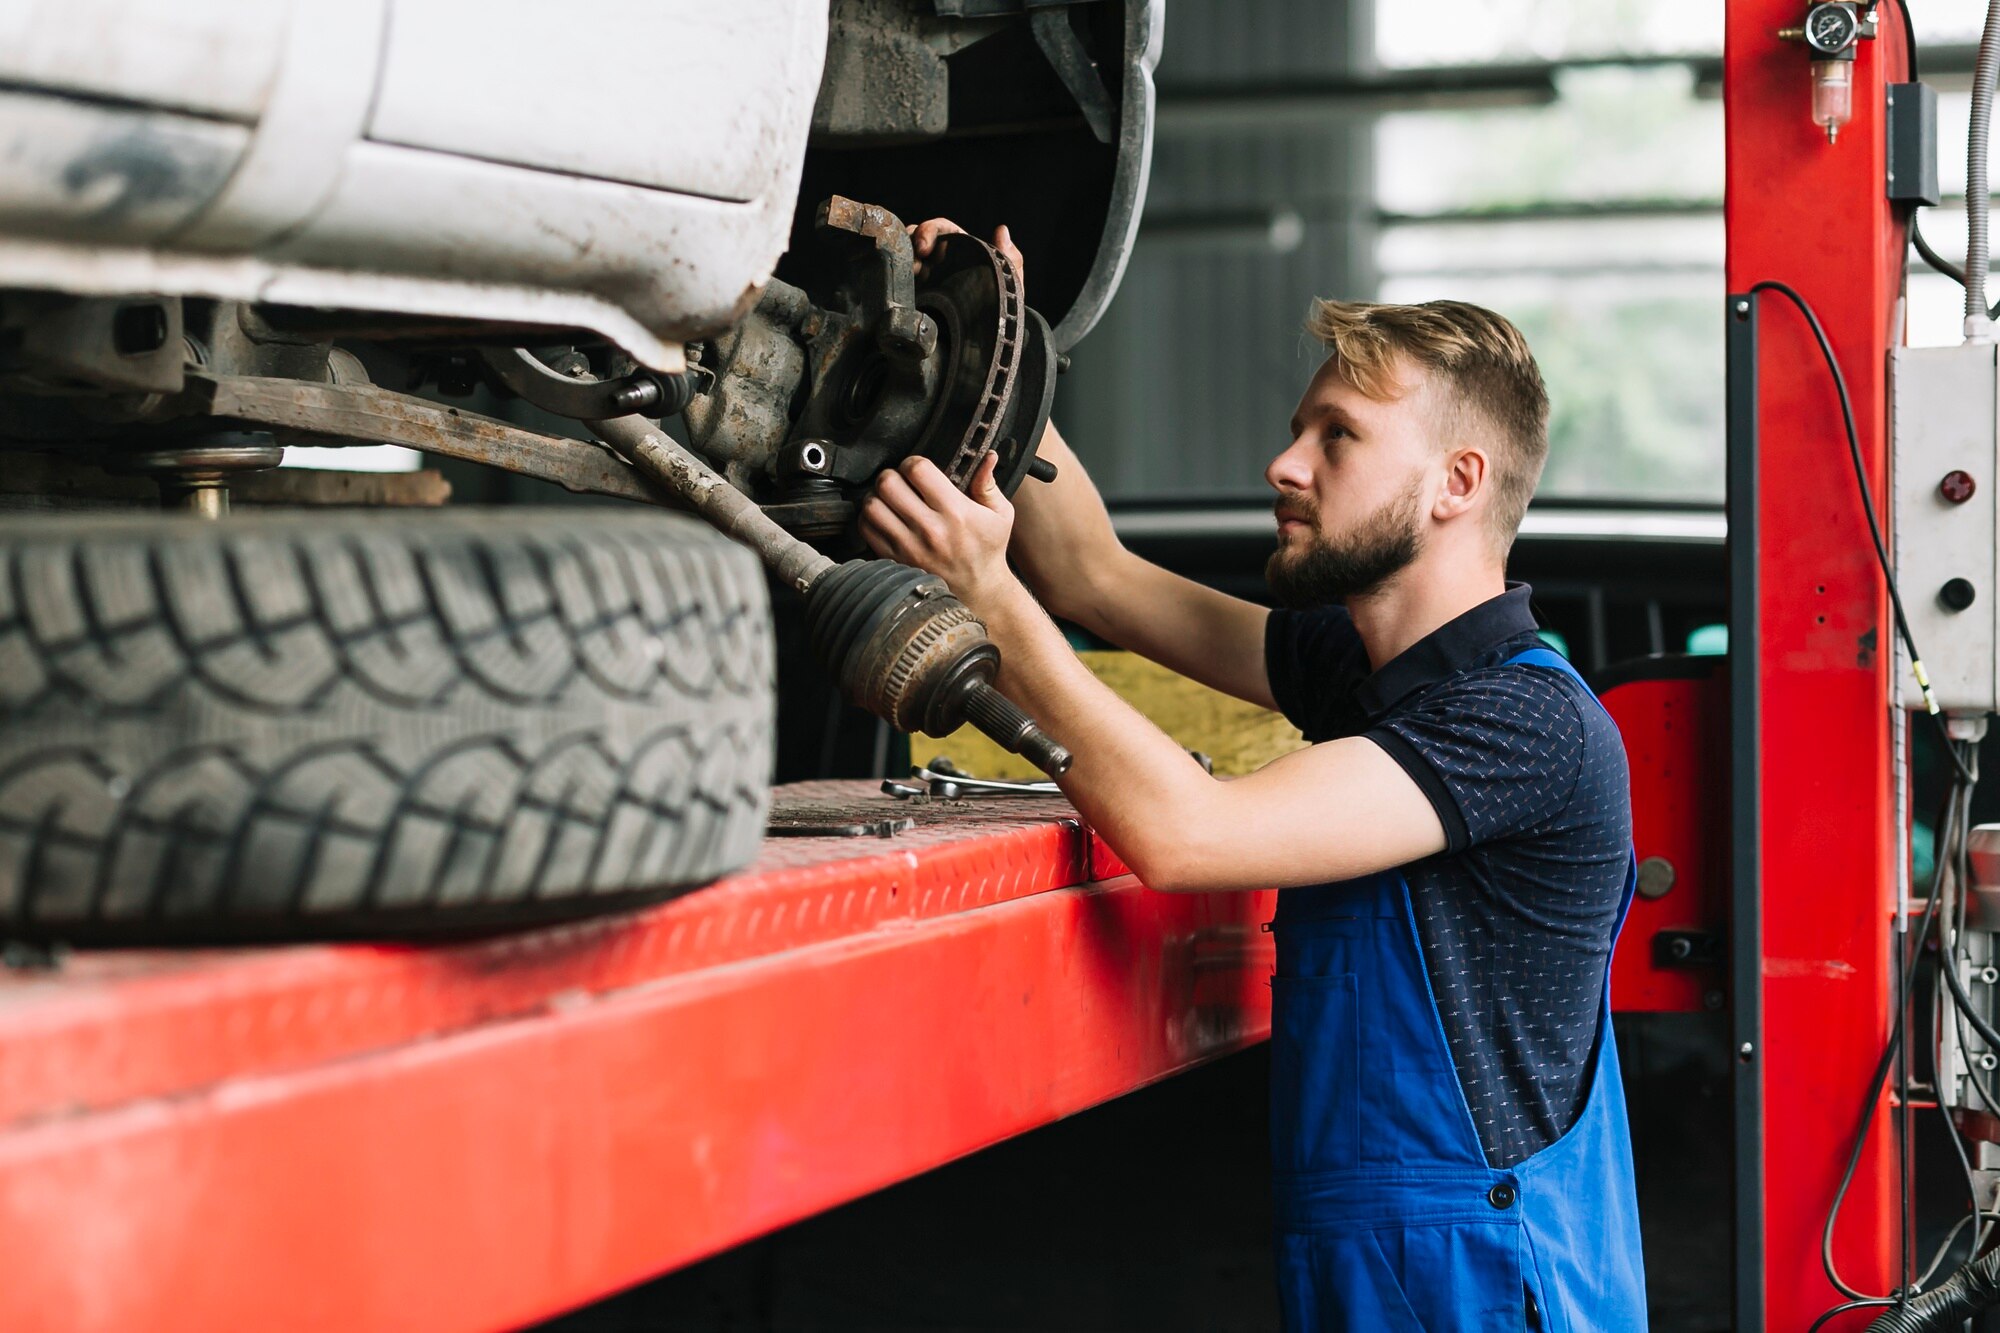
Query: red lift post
1726,3,1910,1326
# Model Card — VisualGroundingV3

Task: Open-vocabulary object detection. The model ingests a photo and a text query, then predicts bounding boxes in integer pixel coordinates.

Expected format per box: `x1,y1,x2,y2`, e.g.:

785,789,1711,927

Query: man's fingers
872,467,947,546
992,224,1025,288
857,514,892,560
858,495,916,561
872,464,926,516
898,455,968,511
910,219,965,254
908,218,967,267
968,451,1004,507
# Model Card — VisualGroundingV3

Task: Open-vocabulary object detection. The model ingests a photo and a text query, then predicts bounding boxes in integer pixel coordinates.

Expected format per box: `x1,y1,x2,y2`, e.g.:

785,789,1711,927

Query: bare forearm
1075,553,1276,710
976,579,1252,891
856,430,1440,894
976,576,1447,890
1011,425,1275,709
1007,422,1122,624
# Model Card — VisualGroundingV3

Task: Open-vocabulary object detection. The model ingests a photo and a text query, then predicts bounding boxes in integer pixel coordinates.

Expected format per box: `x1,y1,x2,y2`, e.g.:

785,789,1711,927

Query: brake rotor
912,233,1058,497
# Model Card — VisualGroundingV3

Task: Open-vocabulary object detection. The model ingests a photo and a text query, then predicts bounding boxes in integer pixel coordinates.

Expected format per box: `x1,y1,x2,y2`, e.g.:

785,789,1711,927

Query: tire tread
0,510,773,942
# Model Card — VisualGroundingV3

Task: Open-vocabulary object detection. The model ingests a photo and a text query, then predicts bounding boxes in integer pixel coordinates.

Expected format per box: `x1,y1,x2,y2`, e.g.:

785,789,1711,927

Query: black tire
0,508,773,943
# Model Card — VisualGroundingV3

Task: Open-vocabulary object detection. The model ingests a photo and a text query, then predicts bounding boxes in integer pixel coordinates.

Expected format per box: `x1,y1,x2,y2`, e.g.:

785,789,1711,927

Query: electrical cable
1745,281,1974,782
1821,767,1973,1312
1897,747,1941,1294
1933,1016,1982,1282
1840,748,2000,1329
1917,1213,2000,1292
1942,829,1999,1290
1824,1288,1896,1320
1944,1004,1998,1275
1901,854,1916,1297
1907,209,1998,323
1925,764,1979,1294
1901,774,1954,1292
1954,752,1996,1294
1814,1297,1898,1332
1910,212,1983,299
1932,753,1995,1285
1823,854,1950,1300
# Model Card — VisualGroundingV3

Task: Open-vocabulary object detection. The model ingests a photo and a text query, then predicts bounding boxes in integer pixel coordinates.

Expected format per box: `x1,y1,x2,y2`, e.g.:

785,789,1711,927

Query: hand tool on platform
883,765,1060,800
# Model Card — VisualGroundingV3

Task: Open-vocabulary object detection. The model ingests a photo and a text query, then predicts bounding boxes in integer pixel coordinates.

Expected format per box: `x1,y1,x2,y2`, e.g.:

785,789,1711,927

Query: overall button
1487,1183,1518,1209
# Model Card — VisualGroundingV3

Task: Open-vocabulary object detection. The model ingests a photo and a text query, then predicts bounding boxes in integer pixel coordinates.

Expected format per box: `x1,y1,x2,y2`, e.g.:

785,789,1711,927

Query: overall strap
1495,644,1650,1327
1504,643,1589,689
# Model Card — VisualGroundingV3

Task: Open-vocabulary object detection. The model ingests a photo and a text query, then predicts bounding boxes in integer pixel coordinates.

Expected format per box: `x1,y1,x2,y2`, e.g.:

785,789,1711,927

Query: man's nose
1265,438,1314,494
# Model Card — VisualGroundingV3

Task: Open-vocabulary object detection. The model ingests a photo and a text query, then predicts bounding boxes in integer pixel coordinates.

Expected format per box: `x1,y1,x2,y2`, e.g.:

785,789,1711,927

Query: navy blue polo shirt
1263,585,1632,1168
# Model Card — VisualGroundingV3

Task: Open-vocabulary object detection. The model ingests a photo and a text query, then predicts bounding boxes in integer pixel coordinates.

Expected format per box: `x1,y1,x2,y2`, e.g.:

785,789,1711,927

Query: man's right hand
908,217,1023,288
905,219,1278,712
903,219,1103,616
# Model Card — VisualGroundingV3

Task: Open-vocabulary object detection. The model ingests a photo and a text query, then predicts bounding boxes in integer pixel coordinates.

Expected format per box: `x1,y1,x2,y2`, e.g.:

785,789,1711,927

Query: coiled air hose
1967,0,2000,326
1865,1250,2000,1330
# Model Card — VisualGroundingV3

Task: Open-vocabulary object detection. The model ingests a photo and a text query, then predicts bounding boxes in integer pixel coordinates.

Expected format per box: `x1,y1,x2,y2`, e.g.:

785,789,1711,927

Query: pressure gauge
1803,2,1860,56
1779,2,1871,144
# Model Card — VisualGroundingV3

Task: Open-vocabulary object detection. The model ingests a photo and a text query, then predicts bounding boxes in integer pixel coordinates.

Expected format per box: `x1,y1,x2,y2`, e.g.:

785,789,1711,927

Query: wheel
0,507,773,943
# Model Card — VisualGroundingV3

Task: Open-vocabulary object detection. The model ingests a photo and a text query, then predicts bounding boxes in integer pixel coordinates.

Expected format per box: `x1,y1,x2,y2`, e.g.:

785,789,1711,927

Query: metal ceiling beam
1156,42,1980,133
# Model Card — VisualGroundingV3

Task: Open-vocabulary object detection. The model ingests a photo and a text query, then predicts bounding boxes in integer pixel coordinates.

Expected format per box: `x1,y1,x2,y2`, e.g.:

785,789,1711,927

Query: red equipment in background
1602,666,1729,1016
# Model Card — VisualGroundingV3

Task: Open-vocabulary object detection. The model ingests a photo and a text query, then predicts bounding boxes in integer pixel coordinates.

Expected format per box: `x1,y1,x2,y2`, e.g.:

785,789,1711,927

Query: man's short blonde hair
1305,298,1550,550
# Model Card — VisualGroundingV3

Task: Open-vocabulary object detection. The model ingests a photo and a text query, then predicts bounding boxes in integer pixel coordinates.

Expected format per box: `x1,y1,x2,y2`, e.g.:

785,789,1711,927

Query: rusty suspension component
591,414,831,595
591,414,1072,778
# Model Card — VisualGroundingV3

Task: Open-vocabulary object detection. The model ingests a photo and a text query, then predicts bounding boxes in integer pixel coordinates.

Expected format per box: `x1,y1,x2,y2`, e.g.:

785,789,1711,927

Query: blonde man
864,221,1646,1331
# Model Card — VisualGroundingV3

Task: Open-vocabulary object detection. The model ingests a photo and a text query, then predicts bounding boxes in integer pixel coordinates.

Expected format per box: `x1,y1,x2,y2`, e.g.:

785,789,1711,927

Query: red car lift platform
0,782,1277,1333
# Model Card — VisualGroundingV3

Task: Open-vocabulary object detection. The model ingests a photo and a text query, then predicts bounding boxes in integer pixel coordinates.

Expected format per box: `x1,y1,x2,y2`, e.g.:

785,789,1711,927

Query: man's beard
1265,478,1425,607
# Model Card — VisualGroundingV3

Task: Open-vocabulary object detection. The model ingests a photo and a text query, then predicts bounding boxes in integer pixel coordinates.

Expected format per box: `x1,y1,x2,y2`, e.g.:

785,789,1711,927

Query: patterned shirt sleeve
1364,666,1587,856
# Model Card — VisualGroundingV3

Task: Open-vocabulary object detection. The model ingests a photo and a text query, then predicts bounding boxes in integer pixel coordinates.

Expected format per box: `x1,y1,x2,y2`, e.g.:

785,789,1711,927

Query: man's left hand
860,453,1017,611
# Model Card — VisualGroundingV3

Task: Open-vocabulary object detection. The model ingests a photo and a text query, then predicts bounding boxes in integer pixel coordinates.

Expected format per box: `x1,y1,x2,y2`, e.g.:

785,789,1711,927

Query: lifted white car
0,0,1158,943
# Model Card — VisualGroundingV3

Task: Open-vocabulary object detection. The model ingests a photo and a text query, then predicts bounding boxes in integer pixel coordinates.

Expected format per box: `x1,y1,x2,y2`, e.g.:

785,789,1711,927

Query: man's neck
1345,556,1509,672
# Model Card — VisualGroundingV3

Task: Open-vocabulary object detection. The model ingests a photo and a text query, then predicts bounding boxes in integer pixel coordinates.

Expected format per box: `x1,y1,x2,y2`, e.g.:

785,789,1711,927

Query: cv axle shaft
591,414,1072,778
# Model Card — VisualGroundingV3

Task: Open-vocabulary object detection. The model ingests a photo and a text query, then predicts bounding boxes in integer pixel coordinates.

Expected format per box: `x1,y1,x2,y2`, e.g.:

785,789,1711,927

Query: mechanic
861,220,1646,1330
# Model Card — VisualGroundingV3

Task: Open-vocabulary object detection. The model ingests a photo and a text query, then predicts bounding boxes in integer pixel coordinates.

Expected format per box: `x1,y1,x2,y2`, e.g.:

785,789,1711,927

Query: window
1062,0,1981,506
1375,0,1721,68
1372,10,1724,500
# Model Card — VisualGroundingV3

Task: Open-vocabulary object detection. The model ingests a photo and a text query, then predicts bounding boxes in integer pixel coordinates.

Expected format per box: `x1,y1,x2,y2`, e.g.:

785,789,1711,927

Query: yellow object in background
926,651,1307,780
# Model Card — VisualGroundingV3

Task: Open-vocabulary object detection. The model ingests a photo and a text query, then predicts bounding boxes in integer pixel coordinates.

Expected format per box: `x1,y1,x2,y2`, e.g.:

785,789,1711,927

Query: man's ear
1434,446,1488,521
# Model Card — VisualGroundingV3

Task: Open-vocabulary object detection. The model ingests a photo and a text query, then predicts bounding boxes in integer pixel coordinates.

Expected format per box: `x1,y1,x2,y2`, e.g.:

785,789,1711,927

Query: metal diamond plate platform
0,780,1276,1333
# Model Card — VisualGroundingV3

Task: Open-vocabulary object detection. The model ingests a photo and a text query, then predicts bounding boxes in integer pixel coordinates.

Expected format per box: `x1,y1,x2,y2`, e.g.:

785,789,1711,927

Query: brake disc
911,232,1058,498
676,201,1060,543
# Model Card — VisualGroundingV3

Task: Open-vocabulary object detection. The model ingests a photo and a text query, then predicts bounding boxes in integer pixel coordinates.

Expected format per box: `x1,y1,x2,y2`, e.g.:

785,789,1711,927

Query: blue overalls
1268,648,1646,1331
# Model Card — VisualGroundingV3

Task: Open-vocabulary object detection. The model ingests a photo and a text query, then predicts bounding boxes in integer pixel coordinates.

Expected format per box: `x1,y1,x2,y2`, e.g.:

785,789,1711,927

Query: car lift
1727,1,1909,1326
0,679,1719,1333
0,3,1920,1329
